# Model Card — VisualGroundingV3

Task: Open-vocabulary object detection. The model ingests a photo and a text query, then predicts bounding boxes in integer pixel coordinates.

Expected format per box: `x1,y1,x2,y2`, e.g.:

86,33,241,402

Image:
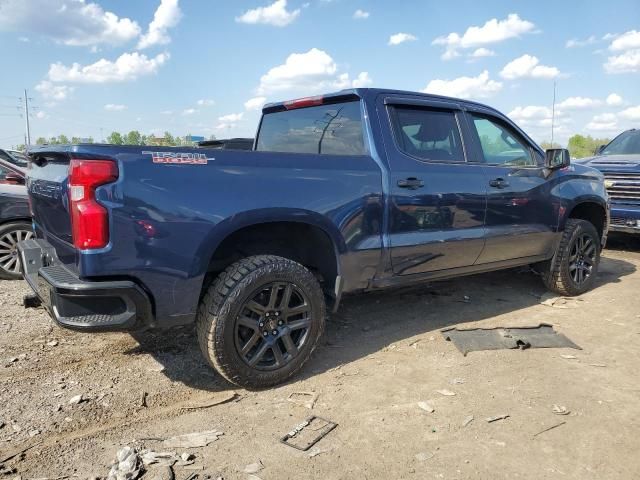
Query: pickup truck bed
19,88,609,387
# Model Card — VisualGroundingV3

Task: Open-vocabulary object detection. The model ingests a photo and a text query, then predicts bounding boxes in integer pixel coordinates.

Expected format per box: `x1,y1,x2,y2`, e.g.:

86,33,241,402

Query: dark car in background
576,129,640,233
0,148,29,168
0,159,32,279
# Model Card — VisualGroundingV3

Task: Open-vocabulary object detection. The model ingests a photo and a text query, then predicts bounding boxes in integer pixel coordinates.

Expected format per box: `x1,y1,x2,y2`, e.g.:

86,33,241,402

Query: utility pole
550,81,556,147
23,88,31,147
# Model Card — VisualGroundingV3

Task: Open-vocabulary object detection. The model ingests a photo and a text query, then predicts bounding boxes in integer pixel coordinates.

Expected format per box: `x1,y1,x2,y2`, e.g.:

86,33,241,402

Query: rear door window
257,101,365,155
391,107,465,162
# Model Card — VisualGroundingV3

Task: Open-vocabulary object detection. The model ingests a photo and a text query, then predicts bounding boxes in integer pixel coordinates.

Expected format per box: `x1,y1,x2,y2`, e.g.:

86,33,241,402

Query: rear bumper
17,238,153,331
610,205,640,234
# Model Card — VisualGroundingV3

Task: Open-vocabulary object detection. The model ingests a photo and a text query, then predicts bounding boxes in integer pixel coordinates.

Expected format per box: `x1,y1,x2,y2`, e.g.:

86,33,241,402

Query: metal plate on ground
441,323,581,356
280,416,337,451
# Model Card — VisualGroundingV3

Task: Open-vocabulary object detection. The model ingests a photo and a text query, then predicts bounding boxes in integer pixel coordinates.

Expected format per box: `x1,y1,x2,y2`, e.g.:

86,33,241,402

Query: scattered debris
415,451,434,461
486,414,510,423
181,452,195,462
451,378,465,384
560,354,578,360
552,405,570,415
107,446,143,480
243,460,264,474
307,445,334,458
287,391,318,409
436,389,456,396
47,340,59,347
141,451,177,467
442,324,581,355
533,421,567,438
182,391,238,410
540,293,582,309
417,401,435,413
462,415,474,427
68,394,84,405
589,363,607,367
141,391,148,408
0,440,43,464
281,416,337,451
163,430,223,448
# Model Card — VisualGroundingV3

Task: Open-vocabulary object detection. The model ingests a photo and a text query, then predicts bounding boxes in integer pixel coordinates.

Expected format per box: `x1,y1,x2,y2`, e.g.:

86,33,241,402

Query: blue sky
0,0,639,148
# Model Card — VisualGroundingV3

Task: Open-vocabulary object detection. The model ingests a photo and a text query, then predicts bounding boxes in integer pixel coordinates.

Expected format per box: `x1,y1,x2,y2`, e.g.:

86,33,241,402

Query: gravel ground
1,239,640,479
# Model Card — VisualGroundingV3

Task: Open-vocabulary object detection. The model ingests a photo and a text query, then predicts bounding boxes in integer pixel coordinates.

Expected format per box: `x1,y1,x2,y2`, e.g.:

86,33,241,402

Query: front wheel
197,255,326,389
541,219,601,296
0,222,33,280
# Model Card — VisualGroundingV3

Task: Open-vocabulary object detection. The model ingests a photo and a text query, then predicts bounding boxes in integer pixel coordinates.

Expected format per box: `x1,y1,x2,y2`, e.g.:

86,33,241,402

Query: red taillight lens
283,95,324,110
68,159,118,250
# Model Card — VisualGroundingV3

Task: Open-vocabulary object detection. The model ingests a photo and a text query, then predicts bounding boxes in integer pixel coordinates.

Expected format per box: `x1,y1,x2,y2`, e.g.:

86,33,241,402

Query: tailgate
27,151,75,264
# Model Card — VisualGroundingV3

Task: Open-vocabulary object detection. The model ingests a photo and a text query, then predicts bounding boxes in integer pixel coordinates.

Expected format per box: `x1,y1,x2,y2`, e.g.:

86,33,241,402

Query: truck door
380,97,487,275
464,110,558,264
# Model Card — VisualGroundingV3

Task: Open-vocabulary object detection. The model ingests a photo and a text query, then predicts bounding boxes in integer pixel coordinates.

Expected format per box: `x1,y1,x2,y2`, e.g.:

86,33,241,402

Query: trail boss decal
142,151,214,165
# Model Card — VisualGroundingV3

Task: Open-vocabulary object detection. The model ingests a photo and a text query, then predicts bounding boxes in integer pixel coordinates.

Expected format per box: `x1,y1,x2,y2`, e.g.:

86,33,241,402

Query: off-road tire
196,255,326,389
541,219,600,296
0,221,33,280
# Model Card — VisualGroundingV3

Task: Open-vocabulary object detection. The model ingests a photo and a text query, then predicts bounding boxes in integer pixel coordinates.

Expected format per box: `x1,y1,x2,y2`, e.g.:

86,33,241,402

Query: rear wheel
197,255,326,389
0,222,33,280
541,219,600,296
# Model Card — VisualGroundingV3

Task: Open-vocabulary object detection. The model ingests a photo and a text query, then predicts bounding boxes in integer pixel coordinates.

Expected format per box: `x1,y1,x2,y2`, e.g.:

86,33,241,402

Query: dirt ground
1,237,640,480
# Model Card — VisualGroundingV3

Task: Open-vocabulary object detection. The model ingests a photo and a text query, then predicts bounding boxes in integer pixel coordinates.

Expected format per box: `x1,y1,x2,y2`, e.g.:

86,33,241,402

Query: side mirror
595,144,605,155
545,148,570,169
4,172,25,185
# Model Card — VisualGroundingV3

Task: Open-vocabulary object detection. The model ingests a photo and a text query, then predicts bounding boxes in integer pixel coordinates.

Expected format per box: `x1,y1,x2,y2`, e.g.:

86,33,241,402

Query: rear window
256,101,365,155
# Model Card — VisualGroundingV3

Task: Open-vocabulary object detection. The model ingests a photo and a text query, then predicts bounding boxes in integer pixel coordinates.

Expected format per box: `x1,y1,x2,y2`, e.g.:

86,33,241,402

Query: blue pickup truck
575,129,640,233
18,88,609,388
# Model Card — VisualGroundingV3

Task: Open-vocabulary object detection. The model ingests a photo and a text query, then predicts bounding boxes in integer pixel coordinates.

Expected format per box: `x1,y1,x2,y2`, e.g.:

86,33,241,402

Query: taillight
68,159,118,249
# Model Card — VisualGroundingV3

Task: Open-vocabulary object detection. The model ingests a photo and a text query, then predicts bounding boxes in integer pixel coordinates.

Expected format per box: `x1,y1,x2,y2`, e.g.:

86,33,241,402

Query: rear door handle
489,177,509,189
397,177,424,189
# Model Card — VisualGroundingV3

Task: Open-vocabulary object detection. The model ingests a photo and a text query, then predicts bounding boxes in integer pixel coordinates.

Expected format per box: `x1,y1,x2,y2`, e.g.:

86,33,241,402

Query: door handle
489,177,509,189
397,177,424,189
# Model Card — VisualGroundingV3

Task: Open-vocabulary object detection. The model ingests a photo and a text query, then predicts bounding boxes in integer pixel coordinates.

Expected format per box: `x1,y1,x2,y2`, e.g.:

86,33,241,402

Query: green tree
71,136,82,144
107,131,124,145
35,137,47,145
567,134,610,159
124,130,142,145
57,134,70,144
163,131,175,146
540,141,562,150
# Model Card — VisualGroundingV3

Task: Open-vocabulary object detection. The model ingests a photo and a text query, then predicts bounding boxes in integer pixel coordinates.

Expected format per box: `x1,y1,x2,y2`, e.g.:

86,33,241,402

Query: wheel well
568,202,606,239
206,222,338,295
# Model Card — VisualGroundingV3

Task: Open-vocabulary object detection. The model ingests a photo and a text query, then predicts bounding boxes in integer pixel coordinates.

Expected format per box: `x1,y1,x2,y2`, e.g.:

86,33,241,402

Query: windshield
7,151,28,167
601,130,640,155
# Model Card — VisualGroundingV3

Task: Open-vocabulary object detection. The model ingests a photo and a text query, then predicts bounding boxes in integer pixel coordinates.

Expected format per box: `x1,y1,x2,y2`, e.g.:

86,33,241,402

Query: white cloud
104,103,127,111
182,108,197,115
35,111,49,119
606,93,624,106
244,96,267,111
586,113,619,132
604,49,640,73
388,33,417,46
619,105,640,120
422,70,502,99
35,80,74,102
509,105,554,122
556,97,601,109
47,52,169,83
609,30,640,51
433,13,535,59
160,110,173,115
353,9,369,19
351,71,373,87
197,99,215,106
500,54,560,79
137,0,182,49
0,0,140,46
236,0,300,27
257,48,336,94
565,35,597,48
469,47,496,58
219,113,244,123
